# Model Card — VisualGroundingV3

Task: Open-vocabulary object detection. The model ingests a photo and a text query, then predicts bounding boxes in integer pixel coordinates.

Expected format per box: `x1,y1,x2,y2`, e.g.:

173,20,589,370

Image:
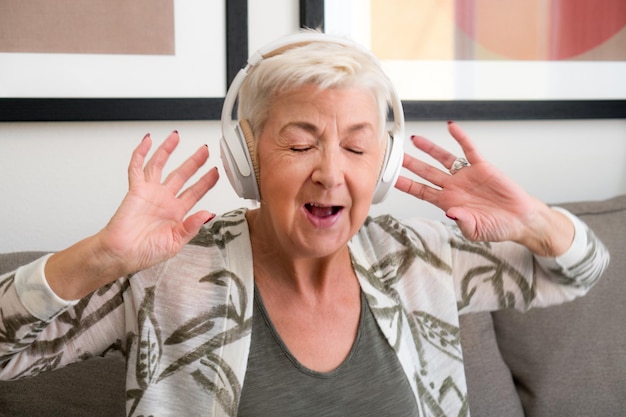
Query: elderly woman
0,33,609,417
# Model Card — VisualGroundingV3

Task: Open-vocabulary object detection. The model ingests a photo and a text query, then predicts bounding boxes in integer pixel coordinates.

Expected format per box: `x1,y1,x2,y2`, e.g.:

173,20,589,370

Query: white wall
1,0,625,252
2,118,624,253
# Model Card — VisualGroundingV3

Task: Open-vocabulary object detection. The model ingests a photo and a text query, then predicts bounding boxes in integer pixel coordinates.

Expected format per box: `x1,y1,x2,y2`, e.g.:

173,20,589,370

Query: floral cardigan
0,208,609,417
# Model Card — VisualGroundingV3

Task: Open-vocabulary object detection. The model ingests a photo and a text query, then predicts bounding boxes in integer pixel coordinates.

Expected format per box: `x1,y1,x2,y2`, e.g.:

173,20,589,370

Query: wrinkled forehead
254,91,383,150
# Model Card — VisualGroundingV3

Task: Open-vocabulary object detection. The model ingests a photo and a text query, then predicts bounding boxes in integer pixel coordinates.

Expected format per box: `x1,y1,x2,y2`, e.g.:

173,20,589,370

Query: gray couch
1,194,624,416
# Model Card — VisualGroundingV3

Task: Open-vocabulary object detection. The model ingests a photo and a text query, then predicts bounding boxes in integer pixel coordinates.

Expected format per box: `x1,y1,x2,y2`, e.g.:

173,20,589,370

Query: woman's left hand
395,122,574,256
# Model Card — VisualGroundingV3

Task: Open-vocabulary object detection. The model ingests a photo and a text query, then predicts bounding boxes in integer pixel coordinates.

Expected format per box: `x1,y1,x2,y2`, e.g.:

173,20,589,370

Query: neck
246,209,357,298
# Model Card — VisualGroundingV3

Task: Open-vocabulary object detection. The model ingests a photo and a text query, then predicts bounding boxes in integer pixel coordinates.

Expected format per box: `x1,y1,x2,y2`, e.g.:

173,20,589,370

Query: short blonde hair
237,34,393,140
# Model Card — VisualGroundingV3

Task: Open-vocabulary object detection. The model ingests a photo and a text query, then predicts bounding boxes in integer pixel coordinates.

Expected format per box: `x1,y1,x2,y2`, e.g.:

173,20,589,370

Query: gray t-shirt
237,287,418,416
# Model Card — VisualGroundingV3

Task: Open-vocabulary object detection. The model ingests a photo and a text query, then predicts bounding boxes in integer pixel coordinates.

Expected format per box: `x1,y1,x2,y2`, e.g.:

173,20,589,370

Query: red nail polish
204,214,216,224
446,213,458,221
447,120,453,125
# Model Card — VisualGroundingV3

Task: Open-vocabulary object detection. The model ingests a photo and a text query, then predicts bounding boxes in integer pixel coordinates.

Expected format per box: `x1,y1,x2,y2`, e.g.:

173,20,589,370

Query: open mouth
305,203,343,218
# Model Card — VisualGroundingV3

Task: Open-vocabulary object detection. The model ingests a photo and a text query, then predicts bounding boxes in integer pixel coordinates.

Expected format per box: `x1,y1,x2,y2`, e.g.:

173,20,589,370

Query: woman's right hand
45,131,219,300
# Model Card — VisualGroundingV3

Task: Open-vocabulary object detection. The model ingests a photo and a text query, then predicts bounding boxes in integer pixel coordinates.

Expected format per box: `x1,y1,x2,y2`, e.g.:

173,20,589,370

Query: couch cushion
0,356,126,417
460,312,524,417
0,252,126,417
492,194,626,417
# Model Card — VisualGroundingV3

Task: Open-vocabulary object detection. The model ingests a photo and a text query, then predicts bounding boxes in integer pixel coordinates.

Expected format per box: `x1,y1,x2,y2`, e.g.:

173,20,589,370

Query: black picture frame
300,0,626,121
0,0,249,122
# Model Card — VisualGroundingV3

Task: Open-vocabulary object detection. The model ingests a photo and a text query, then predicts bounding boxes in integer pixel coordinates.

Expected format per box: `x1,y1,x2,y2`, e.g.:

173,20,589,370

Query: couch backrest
0,251,48,274
492,194,626,417
462,194,626,417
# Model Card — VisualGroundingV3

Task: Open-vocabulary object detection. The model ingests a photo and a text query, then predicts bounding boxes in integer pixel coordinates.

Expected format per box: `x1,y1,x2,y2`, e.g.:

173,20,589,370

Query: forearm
45,233,129,301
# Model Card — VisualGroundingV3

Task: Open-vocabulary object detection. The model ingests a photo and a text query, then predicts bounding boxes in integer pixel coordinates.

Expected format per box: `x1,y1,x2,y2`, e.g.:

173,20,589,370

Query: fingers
408,122,484,173
447,122,483,164
397,122,483,206
410,134,459,172
402,148,449,188
128,131,180,187
130,131,215,191
177,167,220,213
395,154,443,203
128,133,152,188
163,144,210,195
144,131,180,182
180,210,215,243
395,175,437,202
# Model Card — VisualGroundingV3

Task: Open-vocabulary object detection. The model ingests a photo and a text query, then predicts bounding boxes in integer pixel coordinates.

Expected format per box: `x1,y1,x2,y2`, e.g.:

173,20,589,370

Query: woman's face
254,84,384,259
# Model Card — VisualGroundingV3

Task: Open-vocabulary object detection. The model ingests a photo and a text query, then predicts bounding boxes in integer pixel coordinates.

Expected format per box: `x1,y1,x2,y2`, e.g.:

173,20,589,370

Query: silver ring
450,157,470,174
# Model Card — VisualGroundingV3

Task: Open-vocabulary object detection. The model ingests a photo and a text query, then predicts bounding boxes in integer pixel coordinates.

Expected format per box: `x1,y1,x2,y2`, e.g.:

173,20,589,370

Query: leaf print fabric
0,208,609,416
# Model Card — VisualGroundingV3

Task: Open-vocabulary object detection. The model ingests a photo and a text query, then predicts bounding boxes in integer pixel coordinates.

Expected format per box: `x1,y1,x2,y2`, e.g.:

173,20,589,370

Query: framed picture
302,0,626,120
0,0,249,121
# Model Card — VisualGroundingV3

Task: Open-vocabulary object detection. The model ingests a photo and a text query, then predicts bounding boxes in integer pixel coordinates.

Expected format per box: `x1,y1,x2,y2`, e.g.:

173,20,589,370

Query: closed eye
290,146,312,152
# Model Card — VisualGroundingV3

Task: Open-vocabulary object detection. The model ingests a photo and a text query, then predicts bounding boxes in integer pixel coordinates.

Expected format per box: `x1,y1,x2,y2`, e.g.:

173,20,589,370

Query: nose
311,145,344,190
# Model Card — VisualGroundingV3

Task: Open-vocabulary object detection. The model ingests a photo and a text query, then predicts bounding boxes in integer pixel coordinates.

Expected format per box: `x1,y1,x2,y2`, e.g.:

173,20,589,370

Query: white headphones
220,32,405,204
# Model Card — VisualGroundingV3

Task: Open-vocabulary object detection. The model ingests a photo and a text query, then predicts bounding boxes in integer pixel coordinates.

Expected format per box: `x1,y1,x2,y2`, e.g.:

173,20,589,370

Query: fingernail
446,213,458,221
173,130,179,134
204,214,216,224
447,120,453,125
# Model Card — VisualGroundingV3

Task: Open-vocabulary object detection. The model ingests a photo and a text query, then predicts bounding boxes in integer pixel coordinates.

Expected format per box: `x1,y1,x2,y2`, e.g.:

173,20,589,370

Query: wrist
517,205,575,257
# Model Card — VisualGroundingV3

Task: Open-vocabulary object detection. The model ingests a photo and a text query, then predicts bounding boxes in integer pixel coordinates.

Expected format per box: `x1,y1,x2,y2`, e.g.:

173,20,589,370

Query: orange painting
371,0,626,61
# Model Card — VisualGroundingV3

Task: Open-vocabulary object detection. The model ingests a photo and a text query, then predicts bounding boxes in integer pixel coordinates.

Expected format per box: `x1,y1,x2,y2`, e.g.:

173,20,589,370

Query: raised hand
395,122,574,255
99,131,219,273
46,131,219,300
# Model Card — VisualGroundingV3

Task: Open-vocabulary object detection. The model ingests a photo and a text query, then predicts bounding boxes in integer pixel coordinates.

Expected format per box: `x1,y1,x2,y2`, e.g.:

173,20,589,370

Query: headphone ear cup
372,132,403,204
239,119,260,187
219,119,261,201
